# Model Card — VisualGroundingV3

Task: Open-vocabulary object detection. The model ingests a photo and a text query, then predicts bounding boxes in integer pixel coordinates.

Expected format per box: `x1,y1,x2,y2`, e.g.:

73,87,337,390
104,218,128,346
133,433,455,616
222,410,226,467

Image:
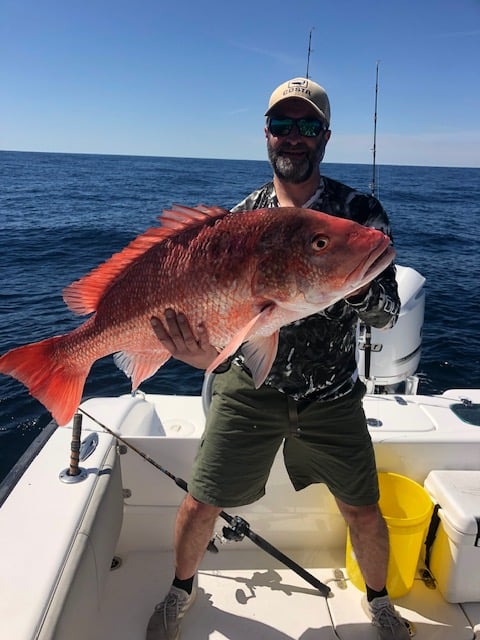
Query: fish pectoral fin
206,306,279,387
113,349,171,390
241,333,279,388
206,313,264,374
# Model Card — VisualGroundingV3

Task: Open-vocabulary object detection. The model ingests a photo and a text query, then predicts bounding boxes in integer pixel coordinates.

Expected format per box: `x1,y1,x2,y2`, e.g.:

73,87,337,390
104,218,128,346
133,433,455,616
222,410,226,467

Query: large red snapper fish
0,205,394,425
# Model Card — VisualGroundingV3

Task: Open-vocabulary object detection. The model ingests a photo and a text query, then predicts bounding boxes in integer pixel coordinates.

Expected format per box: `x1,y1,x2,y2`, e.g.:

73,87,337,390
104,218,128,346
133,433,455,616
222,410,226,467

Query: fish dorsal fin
158,204,228,228
63,204,230,315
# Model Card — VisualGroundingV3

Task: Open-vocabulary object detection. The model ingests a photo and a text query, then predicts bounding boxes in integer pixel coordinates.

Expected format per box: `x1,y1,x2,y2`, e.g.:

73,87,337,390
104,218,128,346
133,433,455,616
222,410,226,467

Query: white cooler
424,470,480,603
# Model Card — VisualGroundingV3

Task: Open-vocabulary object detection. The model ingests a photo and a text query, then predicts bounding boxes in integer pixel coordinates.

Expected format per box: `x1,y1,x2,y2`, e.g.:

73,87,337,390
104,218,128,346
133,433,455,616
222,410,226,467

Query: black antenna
371,60,380,197
306,28,314,78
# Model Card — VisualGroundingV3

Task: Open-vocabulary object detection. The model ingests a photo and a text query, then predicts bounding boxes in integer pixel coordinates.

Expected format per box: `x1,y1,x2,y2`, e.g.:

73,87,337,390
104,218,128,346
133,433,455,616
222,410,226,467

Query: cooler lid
424,470,480,537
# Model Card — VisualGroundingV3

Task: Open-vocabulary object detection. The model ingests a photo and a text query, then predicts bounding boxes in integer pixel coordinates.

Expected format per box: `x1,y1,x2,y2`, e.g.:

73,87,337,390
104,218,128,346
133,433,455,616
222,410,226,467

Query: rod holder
59,412,88,483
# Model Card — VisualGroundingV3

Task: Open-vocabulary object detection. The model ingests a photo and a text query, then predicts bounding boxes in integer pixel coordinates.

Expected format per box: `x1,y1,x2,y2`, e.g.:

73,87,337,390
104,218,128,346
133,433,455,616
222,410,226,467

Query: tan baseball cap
265,77,330,126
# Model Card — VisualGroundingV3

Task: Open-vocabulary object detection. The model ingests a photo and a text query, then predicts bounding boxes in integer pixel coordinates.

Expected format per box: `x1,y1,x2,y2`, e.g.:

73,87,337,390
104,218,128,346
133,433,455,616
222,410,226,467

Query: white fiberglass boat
1,265,479,640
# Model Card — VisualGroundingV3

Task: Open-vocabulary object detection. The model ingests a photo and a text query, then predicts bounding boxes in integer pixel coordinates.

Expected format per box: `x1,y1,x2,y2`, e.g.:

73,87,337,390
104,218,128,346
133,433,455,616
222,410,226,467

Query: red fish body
0,205,394,425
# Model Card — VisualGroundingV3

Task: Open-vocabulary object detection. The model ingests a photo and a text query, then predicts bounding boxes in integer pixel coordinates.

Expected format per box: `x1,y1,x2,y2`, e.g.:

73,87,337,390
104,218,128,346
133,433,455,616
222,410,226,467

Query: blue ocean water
0,151,479,482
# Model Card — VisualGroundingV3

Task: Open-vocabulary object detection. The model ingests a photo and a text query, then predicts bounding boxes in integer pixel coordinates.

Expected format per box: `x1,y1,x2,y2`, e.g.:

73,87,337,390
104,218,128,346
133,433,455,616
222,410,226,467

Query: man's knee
181,493,223,522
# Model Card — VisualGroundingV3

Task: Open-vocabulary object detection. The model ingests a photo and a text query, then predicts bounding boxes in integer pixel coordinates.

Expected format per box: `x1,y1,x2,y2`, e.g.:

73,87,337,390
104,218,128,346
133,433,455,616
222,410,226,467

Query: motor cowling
357,265,425,392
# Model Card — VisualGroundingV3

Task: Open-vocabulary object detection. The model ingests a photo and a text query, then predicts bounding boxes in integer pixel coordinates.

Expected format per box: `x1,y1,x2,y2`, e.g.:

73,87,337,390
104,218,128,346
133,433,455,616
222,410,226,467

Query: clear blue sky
2,0,479,167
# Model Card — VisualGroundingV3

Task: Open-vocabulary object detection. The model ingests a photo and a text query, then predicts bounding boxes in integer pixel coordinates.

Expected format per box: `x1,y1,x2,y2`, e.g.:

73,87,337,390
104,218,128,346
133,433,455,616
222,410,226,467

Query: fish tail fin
0,336,90,426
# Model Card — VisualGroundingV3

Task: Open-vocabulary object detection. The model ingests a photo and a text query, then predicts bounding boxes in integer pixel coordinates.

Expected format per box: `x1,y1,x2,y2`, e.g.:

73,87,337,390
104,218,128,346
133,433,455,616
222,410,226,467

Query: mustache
277,143,310,153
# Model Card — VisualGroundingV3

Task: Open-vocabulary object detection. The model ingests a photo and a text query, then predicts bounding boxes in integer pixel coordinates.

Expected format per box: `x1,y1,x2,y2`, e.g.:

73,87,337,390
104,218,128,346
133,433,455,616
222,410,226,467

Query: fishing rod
305,28,314,78
77,408,331,597
362,61,381,387
370,60,380,198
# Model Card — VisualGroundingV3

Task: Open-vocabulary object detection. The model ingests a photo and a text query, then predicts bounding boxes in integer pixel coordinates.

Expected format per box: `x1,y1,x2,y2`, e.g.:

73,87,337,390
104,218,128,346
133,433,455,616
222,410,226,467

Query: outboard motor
357,265,425,394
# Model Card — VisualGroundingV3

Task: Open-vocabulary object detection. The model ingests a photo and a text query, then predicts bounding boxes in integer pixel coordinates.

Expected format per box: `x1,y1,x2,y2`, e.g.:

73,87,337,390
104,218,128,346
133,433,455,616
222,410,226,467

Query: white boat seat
0,428,123,640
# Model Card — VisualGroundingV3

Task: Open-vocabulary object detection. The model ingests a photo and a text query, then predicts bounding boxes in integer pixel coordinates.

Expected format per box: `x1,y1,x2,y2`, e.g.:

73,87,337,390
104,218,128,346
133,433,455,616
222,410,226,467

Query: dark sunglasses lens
268,118,293,136
269,117,324,137
297,119,324,137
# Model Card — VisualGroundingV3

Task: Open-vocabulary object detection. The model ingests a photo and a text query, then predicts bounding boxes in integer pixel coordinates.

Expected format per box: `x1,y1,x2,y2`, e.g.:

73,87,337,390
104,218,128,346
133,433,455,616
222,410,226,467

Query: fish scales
0,205,394,425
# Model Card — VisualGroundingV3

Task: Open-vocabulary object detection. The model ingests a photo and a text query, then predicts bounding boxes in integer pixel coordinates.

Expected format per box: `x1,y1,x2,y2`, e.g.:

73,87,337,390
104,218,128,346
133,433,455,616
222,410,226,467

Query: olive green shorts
188,364,379,508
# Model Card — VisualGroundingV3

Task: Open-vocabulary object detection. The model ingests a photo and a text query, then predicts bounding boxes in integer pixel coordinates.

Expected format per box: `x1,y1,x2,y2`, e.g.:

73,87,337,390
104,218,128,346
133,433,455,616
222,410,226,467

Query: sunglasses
267,117,327,138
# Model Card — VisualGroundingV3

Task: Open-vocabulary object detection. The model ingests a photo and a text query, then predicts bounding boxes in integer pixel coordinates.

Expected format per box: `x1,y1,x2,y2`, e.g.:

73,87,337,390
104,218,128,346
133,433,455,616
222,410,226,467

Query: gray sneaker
363,595,414,639
146,585,197,640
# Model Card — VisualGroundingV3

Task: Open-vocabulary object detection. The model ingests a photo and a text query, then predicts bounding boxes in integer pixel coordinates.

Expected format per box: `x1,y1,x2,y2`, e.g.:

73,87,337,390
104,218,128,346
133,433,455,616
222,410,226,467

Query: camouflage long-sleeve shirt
231,176,400,402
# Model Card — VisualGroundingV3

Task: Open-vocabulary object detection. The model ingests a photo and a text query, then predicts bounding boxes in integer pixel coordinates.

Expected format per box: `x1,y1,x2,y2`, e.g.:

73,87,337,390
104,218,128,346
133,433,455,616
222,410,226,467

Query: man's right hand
150,309,219,370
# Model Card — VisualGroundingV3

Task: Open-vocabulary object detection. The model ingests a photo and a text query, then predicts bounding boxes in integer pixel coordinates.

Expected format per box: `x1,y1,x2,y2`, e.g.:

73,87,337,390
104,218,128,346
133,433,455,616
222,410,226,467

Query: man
146,77,410,640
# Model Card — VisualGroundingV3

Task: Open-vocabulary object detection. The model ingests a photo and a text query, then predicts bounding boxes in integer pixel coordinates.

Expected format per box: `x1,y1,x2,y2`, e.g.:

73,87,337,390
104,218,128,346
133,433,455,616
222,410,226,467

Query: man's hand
150,309,219,370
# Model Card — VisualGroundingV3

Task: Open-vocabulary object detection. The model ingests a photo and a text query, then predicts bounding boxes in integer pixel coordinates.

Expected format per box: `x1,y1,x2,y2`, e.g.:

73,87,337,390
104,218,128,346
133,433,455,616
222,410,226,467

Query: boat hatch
363,396,435,432
450,401,480,427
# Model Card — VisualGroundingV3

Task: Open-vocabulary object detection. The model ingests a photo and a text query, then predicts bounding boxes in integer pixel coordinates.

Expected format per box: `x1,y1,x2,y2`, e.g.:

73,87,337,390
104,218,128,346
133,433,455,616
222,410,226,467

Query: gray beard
267,141,325,184
270,154,313,183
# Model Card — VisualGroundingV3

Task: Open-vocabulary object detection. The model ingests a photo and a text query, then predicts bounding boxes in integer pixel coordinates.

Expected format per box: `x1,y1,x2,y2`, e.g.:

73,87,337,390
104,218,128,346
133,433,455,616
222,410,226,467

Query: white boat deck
93,547,475,639
2,388,480,639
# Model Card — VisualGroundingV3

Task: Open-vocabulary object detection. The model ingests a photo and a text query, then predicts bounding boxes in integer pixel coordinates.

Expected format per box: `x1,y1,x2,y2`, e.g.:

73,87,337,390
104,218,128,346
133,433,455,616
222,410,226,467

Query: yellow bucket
346,472,433,598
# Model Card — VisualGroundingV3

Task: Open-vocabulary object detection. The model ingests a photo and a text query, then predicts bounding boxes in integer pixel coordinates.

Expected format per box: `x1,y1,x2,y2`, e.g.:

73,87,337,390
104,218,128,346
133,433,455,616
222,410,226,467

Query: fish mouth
350,237,395,285
365,242,395,278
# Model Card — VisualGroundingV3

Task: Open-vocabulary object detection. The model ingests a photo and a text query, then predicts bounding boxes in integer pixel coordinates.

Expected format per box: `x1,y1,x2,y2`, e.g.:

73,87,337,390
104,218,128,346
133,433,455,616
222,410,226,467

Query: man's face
265,98,330,184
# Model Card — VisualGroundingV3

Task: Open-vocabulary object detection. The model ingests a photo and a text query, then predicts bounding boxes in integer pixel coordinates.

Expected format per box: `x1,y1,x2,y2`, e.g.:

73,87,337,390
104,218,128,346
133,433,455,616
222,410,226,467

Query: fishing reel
221,515,250,542
207,515,250,553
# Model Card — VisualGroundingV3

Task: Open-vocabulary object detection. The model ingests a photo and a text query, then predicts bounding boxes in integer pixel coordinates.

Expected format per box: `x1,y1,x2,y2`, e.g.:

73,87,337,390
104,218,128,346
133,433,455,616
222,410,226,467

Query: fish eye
311,234,329,251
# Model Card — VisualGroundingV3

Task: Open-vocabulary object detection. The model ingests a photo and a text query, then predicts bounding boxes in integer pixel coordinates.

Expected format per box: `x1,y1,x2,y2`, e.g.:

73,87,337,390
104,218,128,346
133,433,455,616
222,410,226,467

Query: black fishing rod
305,28,314,79
370,60,380,198
77,408,331,597
362,61,381,385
